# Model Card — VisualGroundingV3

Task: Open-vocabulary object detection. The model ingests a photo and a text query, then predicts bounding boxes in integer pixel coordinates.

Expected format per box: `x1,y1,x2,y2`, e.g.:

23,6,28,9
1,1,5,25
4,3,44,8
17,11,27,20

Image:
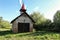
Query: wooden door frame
18,22,30,33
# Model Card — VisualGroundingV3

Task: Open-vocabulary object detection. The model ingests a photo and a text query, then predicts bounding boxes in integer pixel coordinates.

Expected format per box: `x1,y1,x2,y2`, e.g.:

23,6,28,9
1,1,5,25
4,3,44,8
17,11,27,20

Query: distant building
11,3,35,33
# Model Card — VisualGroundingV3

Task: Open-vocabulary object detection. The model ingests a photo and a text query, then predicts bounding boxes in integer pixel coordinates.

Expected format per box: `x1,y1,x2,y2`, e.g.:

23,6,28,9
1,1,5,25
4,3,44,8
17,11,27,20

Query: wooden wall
12,15,33,33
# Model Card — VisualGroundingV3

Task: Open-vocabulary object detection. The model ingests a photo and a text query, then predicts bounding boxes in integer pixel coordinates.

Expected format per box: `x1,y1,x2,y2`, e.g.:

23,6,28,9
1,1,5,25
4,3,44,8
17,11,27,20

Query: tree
53,10,60,32
30,11,46,25
54,10,60,24
30,11,52,31
0,17,3,27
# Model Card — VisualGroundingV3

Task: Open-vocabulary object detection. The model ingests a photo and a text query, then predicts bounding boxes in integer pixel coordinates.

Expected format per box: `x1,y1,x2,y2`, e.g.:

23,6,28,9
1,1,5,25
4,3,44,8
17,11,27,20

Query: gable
11,13,35,23
16,14,32,23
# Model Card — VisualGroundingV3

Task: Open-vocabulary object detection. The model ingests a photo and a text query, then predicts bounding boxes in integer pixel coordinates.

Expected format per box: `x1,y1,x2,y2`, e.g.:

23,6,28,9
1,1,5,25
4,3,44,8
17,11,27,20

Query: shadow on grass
17,31,60,37
17,31,47,37
0,30,60,36
0,30,14,36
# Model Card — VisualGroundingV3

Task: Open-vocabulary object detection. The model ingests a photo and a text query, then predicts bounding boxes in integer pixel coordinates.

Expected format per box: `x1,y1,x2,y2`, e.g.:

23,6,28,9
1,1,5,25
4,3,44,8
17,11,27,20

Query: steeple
20,3,26,13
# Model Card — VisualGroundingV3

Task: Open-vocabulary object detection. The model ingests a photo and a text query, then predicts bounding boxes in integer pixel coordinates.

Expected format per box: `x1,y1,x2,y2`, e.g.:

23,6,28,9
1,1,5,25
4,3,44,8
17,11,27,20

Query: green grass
0,28,60,40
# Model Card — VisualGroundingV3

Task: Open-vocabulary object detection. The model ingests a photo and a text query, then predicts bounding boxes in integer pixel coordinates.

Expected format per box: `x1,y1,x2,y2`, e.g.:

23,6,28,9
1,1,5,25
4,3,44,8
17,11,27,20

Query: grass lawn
0,28,60,40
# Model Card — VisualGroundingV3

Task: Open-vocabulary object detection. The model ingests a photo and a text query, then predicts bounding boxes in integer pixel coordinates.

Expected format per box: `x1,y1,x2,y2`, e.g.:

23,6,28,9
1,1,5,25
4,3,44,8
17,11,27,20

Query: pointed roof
11,12,35,23
20,3,26,12
21,3,25,10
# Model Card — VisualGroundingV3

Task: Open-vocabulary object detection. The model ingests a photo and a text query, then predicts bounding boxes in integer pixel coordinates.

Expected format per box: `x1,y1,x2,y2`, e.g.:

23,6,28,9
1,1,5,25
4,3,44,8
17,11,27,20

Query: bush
0,17,11,29
34,19,53,31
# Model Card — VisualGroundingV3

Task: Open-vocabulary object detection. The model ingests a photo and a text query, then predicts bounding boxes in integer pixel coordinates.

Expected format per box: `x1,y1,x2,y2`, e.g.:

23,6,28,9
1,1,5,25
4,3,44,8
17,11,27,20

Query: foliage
30,11,54,31
34,19,53,31
54,10,60,24
0,17,11,29
0,17,3,27
53,10,60,32
1,21,11,29
30,11,46,25
30,11,60,32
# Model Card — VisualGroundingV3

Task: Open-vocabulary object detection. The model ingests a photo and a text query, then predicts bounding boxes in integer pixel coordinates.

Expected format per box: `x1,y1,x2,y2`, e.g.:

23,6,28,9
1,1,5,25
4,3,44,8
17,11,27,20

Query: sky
0,0,60,22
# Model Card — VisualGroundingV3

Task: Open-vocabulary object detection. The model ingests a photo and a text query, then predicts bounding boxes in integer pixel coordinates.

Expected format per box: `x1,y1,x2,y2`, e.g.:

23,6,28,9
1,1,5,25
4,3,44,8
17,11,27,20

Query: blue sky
0,0,60,22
